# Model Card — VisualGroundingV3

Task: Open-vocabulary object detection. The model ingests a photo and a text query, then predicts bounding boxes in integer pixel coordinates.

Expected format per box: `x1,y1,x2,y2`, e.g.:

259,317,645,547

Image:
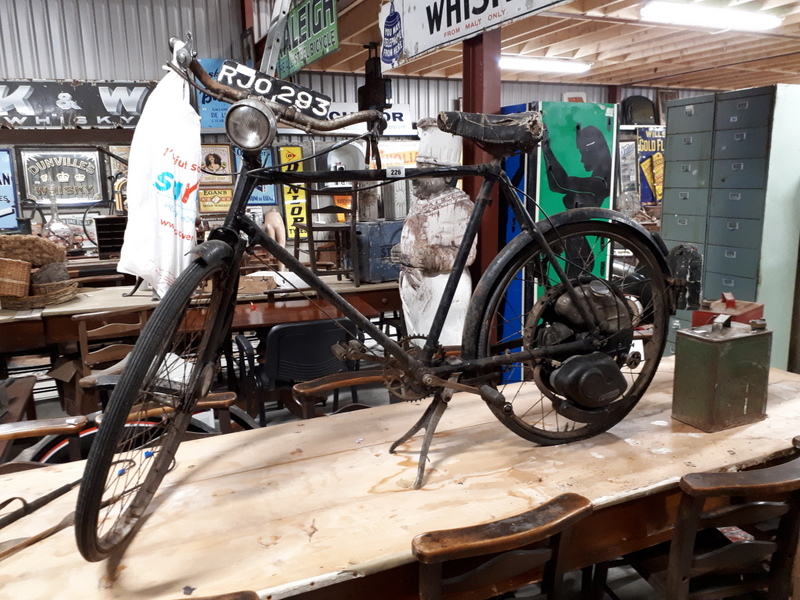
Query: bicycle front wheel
464,218,669,444
75,259,230,562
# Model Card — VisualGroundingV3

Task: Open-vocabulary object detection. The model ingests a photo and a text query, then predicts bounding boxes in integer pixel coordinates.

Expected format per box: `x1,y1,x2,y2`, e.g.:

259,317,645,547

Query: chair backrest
73,307,150,375
412,493,593,600
666,454,800,600
263,318,359,385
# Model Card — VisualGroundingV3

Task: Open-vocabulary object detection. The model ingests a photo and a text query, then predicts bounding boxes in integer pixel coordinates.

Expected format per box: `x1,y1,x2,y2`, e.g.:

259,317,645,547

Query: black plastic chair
235,318,361,424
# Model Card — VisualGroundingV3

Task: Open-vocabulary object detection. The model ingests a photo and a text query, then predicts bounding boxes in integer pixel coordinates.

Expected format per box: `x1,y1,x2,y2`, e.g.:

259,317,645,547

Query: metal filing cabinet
660,95,715,350
661,84,800,370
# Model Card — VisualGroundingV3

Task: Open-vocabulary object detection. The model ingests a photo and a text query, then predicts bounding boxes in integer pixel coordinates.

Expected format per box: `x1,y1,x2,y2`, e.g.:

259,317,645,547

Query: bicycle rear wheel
75,260,230,561
464,218,670,444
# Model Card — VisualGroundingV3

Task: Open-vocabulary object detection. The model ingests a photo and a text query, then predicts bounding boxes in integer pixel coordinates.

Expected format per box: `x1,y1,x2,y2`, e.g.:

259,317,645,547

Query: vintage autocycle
75,36,695,562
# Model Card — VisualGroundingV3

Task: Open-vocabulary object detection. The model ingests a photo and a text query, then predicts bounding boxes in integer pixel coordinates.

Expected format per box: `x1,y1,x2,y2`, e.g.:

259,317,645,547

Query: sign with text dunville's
0,80,156,129
379,0,563,70
276,0,339,78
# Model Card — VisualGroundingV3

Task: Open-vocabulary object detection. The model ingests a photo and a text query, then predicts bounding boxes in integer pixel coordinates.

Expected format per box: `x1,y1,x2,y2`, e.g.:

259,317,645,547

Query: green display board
536,102,617,220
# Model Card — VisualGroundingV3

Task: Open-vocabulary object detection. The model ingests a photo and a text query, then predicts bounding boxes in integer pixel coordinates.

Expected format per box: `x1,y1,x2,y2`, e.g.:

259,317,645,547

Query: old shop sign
0,80,156,129
276,0,339,78
379,0,564,70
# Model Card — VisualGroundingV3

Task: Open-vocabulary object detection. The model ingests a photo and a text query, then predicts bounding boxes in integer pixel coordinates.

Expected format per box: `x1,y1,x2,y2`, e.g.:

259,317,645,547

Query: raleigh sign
276,0,339,78
379,0,563,70
0,80,156,129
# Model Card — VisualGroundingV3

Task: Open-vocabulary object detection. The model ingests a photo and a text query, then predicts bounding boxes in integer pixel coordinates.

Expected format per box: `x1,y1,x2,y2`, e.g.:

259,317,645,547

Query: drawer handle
737,101,750,110
729,116,739,123
681,164,691,172
679,192,690,199
727,222,740,230
677,218,688,226
685,106,695,116
722,278,735,287
734,132,747,142
732,163,744,171
725,250,737,258
682,136,693,144
729,192,741,200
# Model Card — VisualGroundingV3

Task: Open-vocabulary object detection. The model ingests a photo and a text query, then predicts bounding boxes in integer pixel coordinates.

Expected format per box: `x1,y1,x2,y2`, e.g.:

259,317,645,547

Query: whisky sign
0,80,156,129
379,0,565,70
20,148,103,206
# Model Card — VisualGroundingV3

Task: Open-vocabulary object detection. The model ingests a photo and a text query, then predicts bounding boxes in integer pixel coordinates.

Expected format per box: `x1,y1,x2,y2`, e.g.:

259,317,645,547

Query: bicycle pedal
331,342,349,361
479,385,506,408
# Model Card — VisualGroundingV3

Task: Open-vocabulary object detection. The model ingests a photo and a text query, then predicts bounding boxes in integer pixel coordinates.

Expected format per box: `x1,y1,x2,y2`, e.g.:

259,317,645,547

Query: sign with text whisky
0,80,156,128
379,0,565,70
20,148,104,206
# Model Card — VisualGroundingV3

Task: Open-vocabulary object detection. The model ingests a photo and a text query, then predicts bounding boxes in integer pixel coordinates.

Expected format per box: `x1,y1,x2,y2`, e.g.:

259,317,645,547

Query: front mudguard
463,208,673,359
187,238,236,269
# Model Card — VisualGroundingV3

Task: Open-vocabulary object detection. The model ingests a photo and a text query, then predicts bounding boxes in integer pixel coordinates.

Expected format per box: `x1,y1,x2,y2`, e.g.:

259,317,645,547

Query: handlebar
184,57,386,135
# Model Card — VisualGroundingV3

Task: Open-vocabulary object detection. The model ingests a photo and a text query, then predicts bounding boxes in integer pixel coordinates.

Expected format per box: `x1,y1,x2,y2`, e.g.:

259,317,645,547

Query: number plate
216,60,331,118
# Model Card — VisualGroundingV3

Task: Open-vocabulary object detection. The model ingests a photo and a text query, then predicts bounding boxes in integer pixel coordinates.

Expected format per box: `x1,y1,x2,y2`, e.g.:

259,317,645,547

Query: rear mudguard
463,208,673,358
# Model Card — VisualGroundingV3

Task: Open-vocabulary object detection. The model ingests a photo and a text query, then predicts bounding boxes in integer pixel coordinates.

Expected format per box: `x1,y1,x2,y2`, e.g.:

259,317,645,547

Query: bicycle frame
207,149,600,394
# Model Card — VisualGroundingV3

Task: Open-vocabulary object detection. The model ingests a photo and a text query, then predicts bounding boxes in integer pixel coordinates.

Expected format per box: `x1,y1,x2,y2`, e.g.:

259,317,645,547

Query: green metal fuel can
672,316,772,433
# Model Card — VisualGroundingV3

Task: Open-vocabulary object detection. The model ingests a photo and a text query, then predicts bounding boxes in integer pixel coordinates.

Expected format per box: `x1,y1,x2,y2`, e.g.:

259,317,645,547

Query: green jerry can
672,316,772,433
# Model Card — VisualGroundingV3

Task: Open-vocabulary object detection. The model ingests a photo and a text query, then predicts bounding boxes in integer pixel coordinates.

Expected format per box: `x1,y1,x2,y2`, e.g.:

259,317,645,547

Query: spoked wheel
75,260,230,562
464,218,669,444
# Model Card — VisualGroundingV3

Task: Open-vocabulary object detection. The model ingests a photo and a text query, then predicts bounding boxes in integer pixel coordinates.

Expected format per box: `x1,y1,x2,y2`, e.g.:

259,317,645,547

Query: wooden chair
0,415,88,471
70,307,150,416
292,189,360,286
412,492,593,600
592,451,800,600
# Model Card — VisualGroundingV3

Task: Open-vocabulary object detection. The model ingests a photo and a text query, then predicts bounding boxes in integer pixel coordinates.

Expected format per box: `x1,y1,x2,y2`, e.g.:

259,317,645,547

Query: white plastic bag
117,69,201,297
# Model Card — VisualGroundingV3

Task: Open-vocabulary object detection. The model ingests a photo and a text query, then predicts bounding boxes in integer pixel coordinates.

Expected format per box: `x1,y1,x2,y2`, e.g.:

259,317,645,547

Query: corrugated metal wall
293,72,710,126
0,0,243,80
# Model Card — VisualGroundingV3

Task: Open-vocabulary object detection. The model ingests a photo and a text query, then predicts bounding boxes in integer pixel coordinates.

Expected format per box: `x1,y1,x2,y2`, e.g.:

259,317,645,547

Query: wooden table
2,360,800,599
0,279,400,361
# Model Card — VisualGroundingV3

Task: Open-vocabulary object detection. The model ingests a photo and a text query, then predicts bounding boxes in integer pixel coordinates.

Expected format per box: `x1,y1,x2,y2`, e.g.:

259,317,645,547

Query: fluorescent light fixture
499,55,591,74
640,1,782,31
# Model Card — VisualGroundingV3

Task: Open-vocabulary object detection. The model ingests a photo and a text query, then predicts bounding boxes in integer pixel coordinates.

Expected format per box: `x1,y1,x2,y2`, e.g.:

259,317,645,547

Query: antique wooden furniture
70,307,150,415
2,362,800,599
413,492,593,599
592,453,800,599
293,192,360,285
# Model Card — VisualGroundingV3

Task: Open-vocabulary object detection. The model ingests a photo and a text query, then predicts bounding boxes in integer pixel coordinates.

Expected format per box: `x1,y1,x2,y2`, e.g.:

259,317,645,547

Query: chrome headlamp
224,99,277,151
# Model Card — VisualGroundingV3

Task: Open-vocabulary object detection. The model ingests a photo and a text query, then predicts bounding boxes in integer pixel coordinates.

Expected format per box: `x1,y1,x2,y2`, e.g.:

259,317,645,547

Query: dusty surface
2,359,800,599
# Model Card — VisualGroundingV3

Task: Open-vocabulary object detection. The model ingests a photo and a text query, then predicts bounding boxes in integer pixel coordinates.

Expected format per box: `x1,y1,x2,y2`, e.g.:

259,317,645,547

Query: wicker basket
0,281,78,310
0,258,31,298
31,279,74,296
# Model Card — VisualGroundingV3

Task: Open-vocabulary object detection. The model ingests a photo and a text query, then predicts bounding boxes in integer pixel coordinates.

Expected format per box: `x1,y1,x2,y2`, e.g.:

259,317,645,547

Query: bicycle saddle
437,111,543,158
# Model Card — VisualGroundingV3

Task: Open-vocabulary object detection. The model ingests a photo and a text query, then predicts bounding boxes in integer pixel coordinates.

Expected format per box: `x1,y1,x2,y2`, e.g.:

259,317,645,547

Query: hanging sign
276,0,339,78
20,148,104,206
0,149,19,229
637,127,665,206
278,146,308,239
277,102,416,136
379,0,564,70
0,80,156,128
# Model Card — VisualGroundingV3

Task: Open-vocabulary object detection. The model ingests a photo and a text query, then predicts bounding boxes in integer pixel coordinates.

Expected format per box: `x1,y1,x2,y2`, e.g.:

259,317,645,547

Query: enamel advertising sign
379,0,564,70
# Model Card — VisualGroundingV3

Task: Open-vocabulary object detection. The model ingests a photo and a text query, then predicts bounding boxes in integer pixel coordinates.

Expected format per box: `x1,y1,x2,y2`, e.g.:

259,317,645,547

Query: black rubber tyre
465,219,669,444
75,259,229,561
